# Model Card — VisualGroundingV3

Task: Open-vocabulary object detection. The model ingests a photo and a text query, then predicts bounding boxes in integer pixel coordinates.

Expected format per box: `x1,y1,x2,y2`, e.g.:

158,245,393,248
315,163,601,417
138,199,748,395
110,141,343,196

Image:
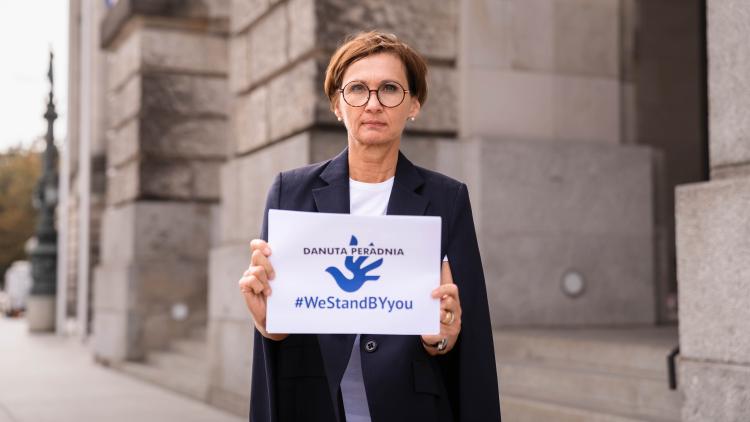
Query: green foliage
0,147,41,286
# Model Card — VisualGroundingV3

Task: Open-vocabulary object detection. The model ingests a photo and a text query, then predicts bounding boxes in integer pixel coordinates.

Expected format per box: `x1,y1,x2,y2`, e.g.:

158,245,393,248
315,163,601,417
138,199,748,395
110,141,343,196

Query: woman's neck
348,140,399,183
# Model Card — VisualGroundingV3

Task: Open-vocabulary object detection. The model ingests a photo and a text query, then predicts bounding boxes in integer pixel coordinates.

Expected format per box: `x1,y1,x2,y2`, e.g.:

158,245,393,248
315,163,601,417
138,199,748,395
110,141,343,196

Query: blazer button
364,339,378,353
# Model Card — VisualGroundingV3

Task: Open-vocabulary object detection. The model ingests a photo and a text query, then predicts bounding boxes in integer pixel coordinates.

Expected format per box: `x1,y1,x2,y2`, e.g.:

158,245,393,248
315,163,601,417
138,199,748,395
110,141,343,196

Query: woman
239,31,500,422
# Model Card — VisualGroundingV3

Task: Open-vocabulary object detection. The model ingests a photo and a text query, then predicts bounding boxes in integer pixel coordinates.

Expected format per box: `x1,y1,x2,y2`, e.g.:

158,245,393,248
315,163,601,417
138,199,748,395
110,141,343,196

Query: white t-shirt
340,176,394,422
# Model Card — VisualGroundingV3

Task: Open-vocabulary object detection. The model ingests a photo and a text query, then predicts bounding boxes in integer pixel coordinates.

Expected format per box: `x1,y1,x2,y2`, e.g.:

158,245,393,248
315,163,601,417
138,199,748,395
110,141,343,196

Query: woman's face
334,53,421,148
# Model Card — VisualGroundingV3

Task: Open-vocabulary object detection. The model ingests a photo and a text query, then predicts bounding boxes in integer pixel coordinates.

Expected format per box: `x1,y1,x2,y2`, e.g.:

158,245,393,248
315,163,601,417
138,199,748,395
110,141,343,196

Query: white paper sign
266,209,441,335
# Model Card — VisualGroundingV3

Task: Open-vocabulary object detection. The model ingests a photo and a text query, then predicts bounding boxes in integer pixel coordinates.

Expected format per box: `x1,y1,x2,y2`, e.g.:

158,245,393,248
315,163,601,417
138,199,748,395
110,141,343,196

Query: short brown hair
323,31,428,110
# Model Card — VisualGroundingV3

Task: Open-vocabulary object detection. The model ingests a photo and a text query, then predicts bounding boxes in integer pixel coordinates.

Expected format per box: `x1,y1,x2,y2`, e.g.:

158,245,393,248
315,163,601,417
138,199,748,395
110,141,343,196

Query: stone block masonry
675,1,750,420
94,1,229,364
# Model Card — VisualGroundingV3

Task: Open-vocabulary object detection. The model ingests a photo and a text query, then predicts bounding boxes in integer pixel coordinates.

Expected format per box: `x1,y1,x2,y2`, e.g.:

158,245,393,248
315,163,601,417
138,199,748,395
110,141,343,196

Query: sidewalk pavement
0,317,244,422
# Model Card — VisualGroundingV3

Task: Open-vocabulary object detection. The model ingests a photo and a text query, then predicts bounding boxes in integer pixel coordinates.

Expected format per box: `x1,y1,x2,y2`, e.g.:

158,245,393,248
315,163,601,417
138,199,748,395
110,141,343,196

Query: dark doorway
634,0,709,322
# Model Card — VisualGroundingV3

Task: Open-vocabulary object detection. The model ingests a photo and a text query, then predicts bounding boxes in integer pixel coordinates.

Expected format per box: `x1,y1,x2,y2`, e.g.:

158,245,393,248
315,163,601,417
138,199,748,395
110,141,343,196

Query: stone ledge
101,0,230,48
711,162,750,180
315,0,458,61
108,117,228,168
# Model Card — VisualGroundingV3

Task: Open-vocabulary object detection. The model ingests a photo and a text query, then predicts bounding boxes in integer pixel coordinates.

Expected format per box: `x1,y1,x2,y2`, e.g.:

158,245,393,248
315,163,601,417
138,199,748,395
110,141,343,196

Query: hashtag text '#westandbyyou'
294,296,414,312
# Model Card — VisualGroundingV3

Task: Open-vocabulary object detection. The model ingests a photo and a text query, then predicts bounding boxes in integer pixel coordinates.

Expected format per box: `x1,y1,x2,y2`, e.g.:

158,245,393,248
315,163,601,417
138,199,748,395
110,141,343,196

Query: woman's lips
362,121,386,127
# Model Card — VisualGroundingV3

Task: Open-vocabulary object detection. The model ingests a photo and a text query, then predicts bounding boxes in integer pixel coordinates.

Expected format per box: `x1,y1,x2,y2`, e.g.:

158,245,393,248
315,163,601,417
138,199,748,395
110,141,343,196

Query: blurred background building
55,0,749,420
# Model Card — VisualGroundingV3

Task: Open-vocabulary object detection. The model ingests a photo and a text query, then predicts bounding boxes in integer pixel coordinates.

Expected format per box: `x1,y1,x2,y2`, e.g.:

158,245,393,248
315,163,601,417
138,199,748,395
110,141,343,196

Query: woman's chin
353,133,398,147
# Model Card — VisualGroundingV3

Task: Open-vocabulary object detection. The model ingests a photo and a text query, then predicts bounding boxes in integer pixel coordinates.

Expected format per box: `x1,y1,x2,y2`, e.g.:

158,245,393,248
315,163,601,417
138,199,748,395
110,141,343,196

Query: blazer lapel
386,151,428,216
313,148,350,214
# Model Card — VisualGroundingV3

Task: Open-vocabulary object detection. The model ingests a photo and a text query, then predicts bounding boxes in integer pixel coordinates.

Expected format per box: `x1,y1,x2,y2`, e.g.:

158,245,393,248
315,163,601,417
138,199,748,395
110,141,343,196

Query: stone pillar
93,0,229,362
676,0,750,420
457,0,657,326
206,0,458,414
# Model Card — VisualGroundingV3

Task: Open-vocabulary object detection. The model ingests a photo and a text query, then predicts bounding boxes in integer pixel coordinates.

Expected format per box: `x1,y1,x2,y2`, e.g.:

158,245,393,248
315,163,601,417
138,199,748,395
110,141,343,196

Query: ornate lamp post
28,51,59,332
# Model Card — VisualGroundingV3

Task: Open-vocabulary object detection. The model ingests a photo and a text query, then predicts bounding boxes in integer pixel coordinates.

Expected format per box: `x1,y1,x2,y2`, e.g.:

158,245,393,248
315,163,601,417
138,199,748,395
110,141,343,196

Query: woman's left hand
421,261,462,356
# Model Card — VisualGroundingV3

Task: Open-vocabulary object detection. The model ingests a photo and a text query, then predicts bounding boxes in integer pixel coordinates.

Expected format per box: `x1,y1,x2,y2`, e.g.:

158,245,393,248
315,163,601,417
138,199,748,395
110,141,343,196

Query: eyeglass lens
342,81,406,107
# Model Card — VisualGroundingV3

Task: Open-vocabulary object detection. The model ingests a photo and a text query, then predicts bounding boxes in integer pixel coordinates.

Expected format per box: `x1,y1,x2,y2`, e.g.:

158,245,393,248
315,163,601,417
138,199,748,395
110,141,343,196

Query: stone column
207,0,458,414
458,0,658,326
93,0,229,362
676,0,750,420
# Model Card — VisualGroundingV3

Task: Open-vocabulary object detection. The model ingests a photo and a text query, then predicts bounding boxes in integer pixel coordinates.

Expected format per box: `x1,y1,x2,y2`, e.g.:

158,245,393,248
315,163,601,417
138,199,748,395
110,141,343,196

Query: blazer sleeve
250,173,282,422
442,183,502,421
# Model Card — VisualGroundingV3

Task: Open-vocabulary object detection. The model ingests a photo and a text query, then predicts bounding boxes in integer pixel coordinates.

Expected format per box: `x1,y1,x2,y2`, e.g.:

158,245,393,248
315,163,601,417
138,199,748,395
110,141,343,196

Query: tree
0,146,41,288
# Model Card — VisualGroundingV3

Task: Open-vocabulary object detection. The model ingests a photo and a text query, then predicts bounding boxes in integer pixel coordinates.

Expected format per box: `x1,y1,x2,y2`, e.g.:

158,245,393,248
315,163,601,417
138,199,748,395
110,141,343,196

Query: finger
239,275,266,296
250,267,272,295
247,276,266,295
248,265,267,284
440,296,456,311
237,276,253,293
250,239,272,257
441,307,461,322
421,334,441,344
238,276,261,294
432,283,459,300
244,265,273,296
251,249,276,281
243,266,268,289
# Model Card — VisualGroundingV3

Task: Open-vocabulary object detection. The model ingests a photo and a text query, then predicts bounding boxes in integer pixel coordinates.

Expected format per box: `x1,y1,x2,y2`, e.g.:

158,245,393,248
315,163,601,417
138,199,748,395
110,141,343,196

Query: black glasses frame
338,80,410,108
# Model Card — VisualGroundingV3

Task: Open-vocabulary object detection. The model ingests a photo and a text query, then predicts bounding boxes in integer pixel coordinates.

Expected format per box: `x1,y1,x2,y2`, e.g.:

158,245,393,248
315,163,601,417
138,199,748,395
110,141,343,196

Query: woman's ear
409,99,421,120
332,98,343,121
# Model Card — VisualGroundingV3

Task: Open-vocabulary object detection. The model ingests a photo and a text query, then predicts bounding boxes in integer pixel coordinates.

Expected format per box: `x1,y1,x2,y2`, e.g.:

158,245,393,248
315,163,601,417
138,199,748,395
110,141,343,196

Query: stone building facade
59,0,748,420
675,0,750,420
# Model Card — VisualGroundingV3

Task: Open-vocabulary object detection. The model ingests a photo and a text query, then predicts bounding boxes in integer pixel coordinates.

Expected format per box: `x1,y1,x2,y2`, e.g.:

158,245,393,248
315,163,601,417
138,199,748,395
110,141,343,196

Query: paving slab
0,317,244,422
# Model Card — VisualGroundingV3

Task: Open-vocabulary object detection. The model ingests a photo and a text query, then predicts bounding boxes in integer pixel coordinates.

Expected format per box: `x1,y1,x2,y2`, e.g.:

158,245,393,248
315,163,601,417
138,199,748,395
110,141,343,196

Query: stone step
170,337,207,360
502,393,679,422
494,327,678,377
118,332,210,402
119,358,209,402
494,328,682,421
499,360,682,421
147,349,209,375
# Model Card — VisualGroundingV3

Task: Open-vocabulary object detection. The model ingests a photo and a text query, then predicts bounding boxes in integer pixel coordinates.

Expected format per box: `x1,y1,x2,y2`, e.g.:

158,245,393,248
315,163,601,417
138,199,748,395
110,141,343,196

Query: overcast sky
0,0,68,152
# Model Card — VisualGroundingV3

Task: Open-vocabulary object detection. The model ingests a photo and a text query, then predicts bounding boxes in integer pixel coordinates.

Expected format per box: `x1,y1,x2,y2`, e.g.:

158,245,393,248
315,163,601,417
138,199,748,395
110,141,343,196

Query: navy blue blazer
250,148,501,422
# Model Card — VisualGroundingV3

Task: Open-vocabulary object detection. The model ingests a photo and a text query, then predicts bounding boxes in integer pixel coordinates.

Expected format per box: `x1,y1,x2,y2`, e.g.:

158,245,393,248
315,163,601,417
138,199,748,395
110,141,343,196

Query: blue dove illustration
326,235,383,292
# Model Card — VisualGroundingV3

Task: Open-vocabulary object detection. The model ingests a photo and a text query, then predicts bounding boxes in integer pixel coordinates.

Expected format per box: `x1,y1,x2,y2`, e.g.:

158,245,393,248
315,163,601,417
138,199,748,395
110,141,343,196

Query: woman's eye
381,83,399,93
348,83,367,93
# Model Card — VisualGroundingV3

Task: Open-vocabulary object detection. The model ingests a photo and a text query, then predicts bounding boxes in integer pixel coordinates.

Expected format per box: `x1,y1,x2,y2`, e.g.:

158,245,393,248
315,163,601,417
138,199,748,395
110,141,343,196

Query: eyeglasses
338,80,409,108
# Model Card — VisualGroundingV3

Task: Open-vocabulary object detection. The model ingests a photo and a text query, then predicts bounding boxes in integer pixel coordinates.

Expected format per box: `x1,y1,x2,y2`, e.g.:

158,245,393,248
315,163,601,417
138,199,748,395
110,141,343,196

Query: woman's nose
364,91,383,111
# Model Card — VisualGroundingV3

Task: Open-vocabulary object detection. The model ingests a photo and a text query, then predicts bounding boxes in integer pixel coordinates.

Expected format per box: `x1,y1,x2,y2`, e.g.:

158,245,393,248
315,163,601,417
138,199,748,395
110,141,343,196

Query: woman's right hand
239,239,288,341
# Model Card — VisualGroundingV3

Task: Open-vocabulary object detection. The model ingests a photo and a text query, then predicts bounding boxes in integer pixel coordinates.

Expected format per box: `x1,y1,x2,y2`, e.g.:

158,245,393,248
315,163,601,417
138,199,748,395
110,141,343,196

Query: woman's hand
238,239,288,341
421,261,462,356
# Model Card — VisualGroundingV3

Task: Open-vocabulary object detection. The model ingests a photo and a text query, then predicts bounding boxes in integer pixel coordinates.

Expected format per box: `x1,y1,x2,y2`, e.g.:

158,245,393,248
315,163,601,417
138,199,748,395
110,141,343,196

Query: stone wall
458,0,658,325
93,0,229,361
206,0,459,414
676,0,750,420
